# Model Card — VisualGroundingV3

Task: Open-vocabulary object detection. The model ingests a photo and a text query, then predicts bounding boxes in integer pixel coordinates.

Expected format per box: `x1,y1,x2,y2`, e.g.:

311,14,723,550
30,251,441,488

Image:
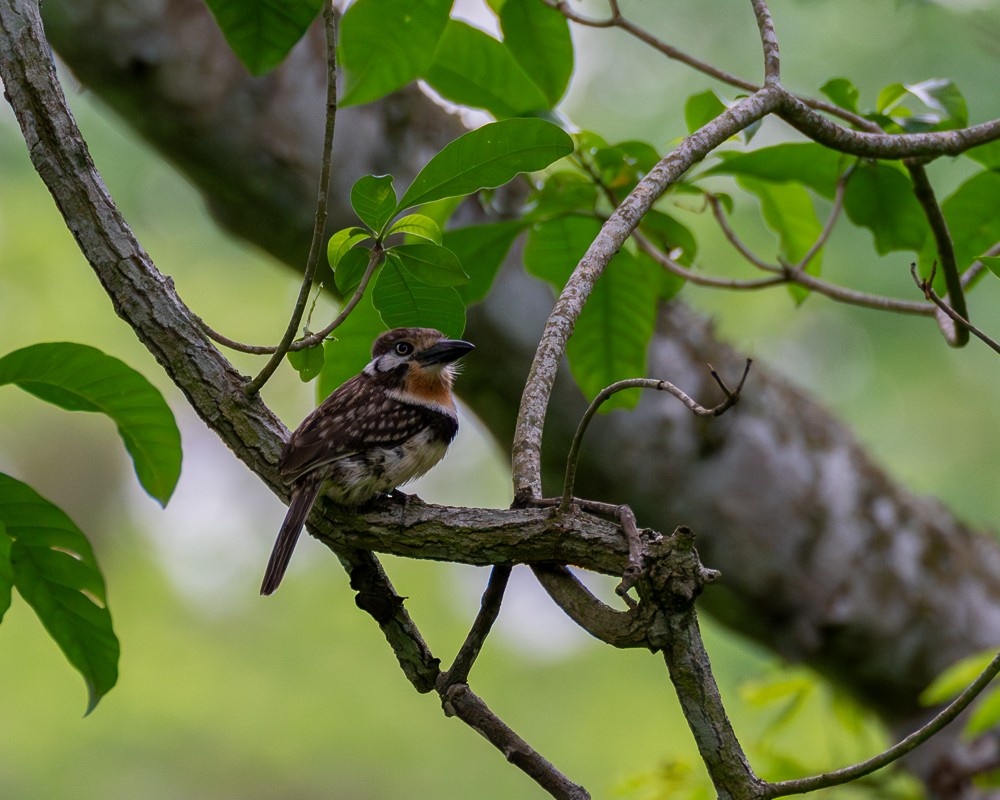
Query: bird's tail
260,481,321,595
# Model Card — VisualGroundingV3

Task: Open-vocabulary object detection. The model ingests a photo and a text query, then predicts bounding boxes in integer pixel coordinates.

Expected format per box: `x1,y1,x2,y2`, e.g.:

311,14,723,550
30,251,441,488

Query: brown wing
278,373,456,482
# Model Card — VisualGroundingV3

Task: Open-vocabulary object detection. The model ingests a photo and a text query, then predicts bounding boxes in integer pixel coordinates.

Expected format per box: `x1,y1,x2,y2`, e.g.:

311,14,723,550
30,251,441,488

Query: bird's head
365,328,474,405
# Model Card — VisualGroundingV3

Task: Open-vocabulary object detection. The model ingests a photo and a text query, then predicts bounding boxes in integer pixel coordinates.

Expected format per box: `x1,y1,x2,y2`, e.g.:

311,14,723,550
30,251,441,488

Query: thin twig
439,565,512,689
245,2,339,394
911,265,1000,356
560,369,750,511
764,649,1000,797
707,193,782,273
794,165,852,271
907,161,969,347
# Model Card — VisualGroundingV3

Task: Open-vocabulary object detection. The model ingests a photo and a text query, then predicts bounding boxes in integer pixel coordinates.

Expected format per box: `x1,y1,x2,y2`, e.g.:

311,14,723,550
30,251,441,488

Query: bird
260,327,474,595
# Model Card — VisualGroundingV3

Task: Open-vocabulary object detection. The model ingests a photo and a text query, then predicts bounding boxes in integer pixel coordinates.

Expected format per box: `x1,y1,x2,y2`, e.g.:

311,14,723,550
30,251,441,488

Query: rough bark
30,0,1000,787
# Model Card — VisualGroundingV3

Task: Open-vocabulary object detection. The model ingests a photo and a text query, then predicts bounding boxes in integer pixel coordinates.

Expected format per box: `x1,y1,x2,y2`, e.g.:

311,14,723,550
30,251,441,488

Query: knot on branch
639,525,720,613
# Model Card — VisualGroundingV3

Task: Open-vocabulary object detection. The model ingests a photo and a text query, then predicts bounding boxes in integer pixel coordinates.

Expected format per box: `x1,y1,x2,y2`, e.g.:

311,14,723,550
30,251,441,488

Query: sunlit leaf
423,20,549,118
920,648,997,705
0,473,119,714
820,78,860,114
0,343,181,506
684,90,727,134
397,118,573,211
372,255,466,337
339,0,452,107
327,226,371,270
499,0,573,106
386,214,443,244
351,174,397,234
967,686,1000,736
204,0,325,75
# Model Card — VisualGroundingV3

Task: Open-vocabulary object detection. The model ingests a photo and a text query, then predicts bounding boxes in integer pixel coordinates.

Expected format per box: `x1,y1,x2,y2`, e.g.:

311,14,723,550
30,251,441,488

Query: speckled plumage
260,328,473,595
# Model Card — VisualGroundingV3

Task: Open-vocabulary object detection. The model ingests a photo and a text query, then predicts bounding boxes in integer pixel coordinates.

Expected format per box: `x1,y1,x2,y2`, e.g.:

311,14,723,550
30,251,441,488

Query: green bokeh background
2,0,1000,797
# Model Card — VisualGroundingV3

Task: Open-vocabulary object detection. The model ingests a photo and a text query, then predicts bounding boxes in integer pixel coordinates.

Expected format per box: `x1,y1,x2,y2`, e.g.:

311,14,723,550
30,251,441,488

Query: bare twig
911,265,1000,356
512,86,782,504
707,193,782,273
794,165,852,272
764,649,1000,797
907,161,969,347
439,565,512,689
560,371,750,511
245,2,339,393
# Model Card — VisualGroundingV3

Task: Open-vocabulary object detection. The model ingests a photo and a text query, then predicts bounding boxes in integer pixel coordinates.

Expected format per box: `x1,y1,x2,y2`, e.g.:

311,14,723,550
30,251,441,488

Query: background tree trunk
37,0,1000,787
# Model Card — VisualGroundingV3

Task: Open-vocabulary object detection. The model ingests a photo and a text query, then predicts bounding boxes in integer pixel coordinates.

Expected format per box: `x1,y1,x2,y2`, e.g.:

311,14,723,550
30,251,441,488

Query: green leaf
327,226,371,270
920,648,997,705
524,215,657,410
499,0,573,106
351,175,397,234
591,141,661,194
0,473,119,713
738,177,823,302
316,299,387,401
919,171,1000,279
386,214,443,244
0,343,181,506
843,162,928,254
339,0,452,107
372,255,467,337
877,79,968,132
423,20,549,118
398,118,573,211
286,343,325,382
638,208,698,268
0,521,12,624
967,686,1000,737
820,78,860,114
204,0,324,75
703,143,844,199
980,255,1000,278
684,90,727,134
443,220,524,303
333,247,372,294
966,140,1000,171
390,243,468,286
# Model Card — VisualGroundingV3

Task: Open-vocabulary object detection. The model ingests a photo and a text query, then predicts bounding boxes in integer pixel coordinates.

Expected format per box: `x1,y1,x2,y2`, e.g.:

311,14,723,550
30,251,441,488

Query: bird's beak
417,339,475,366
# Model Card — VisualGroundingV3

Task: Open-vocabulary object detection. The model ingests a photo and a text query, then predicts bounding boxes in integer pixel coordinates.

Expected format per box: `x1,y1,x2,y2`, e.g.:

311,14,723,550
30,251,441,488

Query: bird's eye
394,341,414,356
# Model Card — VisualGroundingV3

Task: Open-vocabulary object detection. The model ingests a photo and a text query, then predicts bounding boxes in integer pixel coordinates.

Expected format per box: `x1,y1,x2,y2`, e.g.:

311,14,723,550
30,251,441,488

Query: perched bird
260,327,474,595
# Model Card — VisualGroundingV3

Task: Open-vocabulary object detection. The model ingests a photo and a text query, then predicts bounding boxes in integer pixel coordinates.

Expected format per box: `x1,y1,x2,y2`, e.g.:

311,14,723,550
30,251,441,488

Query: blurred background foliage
2,0,1000,797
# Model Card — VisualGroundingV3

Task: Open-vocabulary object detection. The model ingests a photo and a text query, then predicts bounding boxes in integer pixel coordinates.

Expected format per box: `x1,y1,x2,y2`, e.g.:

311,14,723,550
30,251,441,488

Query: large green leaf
499,0,573,106
0,473,119,714
372,255,466,337
204,0,325,75
684,90,728,135
339,0,453,107
0,343,181,506
390,243,468,286
738,177,823,302
703,143,845,199
398,118,573,212
919,171,1000,279
524,215,657,410
843,162,927,254
966,140,1000,171
351,174,397,234
443,221,525,303
423,20,549,118
820,78,860,114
